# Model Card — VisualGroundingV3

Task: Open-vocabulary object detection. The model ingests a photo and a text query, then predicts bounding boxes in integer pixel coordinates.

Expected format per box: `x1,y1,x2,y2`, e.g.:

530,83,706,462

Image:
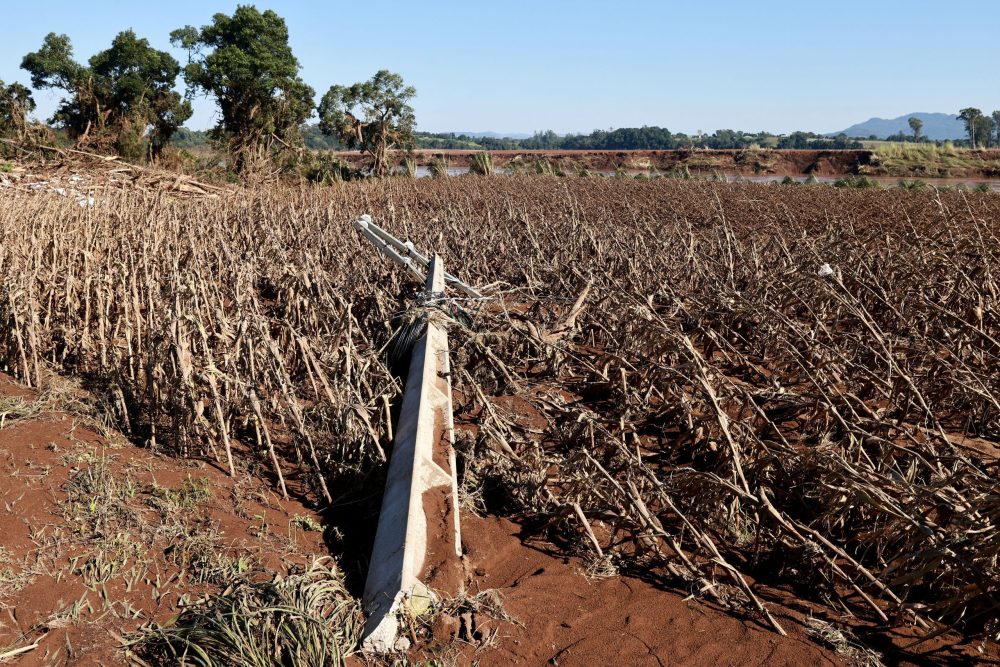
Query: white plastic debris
23,178,95,207
818,263,835,278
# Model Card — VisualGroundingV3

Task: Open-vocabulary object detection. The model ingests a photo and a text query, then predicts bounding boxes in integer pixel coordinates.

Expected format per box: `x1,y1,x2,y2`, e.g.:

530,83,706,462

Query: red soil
457,513,842,667
3,369,994,666
0,373,330,666
410,511,999,667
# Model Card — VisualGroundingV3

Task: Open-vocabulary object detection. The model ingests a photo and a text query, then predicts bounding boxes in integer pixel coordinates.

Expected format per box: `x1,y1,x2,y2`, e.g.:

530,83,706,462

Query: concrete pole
361,254,464,653
353,215,484,298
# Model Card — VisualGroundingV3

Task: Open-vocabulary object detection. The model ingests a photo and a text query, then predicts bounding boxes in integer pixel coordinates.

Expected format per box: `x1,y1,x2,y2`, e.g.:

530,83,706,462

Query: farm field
0,170,997,665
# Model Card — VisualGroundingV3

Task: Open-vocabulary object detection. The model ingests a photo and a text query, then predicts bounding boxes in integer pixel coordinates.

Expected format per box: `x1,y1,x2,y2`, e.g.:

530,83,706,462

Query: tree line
880,113,1000,148
174,125,863,153
0,5,416,176
956,109,1000,148
415,128,862,151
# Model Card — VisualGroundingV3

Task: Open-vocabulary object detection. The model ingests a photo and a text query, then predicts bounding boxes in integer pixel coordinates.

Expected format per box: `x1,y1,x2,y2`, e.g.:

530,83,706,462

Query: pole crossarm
353,215,484,298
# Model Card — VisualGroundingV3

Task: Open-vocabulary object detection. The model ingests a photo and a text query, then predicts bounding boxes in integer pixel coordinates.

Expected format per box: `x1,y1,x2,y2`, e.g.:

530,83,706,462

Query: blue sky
2,0,998,136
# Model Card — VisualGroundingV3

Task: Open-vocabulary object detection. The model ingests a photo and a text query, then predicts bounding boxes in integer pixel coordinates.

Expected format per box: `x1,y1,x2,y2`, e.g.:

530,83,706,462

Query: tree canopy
958,108,984,148
973,115,995,149
21,31,191,159
0,80,36,141
171,6,314,169
318,70,416,176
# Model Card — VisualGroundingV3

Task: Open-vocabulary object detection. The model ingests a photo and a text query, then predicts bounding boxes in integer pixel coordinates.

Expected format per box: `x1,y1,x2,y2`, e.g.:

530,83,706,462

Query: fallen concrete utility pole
361,252,464,653
353,215,483,298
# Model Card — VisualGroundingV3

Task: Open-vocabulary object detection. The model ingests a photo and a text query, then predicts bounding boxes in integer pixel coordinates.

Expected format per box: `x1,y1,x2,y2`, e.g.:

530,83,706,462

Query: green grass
151,475,214,510
870,141,960,159
861,141,1000,177
300,152,350,184
63,459,138,537
860,140,913,150
290,514,323,532
667,165,692,180
167,524,255,585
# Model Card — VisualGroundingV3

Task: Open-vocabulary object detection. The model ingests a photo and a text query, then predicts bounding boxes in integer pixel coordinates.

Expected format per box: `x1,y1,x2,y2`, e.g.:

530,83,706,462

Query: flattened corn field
0,175,998,663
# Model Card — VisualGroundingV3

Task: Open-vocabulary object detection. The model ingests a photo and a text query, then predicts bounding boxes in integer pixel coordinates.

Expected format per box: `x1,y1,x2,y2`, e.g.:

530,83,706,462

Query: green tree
90,31,192,156
958,108,984,148
170,6,315,171
908,116,923,142
993,110,1000,148
0,80,35,141
21,31,190,159
974,115,995,149
318,70,416,177
21,33,92,134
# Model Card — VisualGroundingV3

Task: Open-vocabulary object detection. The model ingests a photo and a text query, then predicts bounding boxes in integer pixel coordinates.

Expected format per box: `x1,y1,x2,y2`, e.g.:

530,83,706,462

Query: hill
831,112,965,140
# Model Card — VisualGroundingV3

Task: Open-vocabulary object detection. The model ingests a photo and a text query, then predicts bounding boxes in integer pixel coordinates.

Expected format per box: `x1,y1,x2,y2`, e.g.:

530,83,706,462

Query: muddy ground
0,373,850,666
0,370,987,665
333,148,1000,179
0,373,331,665
334,148,869,176
1,166,998,665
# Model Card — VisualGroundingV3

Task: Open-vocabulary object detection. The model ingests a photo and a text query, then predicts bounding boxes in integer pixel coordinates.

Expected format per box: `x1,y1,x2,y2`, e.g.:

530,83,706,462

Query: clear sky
2,0,998,136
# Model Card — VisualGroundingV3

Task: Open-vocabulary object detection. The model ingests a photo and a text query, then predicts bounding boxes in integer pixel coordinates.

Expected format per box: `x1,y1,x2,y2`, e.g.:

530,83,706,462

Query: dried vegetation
0,173,997,652
128,559,360,667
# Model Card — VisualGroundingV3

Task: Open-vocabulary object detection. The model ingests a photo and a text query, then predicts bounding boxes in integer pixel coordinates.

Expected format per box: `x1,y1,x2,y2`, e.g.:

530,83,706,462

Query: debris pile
0,149,227,201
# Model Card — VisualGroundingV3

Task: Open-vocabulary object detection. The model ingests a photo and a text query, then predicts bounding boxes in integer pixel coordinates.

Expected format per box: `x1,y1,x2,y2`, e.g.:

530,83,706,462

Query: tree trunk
372,134,389,177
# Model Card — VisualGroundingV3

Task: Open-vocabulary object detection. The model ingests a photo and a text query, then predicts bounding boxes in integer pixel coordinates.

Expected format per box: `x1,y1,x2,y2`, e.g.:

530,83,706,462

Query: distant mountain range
829,112,965,140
